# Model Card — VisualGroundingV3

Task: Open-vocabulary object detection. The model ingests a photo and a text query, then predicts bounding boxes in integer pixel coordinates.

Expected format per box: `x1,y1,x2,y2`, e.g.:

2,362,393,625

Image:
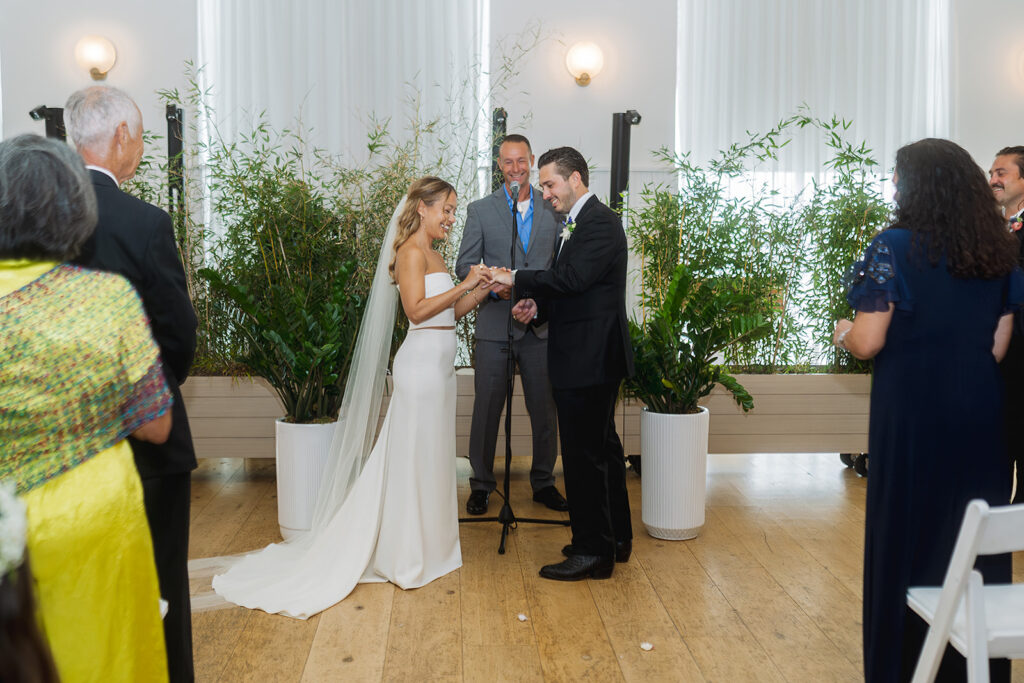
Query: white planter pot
275,419,335,540
641,407,709,540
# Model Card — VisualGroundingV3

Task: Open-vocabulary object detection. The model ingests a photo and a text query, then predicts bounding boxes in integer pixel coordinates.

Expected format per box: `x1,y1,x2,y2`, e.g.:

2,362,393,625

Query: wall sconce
565,42,604,87
74,36,117,80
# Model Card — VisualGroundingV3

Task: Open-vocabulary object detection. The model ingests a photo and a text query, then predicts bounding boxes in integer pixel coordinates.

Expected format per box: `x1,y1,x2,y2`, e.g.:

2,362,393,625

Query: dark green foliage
625,265,773,414
199,261,362,424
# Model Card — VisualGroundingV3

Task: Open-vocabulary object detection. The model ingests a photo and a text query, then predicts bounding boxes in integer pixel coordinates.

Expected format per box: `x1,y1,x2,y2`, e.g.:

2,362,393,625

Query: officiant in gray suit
455,134,567,515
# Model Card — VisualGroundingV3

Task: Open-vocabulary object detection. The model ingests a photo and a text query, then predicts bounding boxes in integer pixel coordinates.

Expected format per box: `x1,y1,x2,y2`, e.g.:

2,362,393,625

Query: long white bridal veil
313,198,403,524
211,200,404,619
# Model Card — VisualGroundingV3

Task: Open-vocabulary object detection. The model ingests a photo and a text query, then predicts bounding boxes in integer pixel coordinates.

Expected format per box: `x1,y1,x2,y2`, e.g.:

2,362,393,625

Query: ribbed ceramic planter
275,420,335,540
641,407,709,540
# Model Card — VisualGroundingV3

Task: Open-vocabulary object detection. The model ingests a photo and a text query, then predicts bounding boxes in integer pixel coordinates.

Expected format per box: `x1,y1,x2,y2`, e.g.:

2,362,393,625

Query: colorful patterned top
0,262,171,493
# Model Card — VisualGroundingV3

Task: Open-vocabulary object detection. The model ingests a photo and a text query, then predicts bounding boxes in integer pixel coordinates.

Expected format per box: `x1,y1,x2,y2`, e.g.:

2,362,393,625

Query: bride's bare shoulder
394,243,426,285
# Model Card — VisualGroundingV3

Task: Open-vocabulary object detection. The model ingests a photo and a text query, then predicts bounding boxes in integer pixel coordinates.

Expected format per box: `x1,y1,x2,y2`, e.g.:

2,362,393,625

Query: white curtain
197,0,486,164
676,0,952,181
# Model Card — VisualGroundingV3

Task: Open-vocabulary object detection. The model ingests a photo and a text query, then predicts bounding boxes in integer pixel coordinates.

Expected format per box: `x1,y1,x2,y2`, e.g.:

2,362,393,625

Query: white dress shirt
86,164,119,186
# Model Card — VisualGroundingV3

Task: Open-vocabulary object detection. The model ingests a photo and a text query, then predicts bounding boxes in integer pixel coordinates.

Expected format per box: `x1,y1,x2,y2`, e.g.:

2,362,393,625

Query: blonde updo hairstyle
389,176,456,282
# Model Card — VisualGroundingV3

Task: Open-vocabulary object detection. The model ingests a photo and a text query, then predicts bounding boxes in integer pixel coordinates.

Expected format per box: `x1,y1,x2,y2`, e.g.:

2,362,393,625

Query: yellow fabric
0,259,57,296
22,442,168,683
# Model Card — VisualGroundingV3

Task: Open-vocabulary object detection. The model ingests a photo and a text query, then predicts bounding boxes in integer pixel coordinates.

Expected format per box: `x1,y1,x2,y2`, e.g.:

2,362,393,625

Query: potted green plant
624,264,772,539
618,112,886,466
197,165,372,537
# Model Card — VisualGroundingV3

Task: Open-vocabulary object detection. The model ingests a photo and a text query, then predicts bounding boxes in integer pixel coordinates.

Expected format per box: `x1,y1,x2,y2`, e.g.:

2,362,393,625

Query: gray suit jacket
456,186,559,341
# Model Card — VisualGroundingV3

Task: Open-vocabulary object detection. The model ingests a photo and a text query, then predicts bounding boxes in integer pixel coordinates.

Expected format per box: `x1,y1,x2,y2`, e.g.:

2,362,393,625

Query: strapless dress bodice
407,272,456,329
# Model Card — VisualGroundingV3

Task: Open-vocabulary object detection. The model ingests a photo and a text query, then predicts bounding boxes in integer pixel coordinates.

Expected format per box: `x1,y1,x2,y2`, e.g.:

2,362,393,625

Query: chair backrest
910,500,1024,683
938,501,1024,597
973,501,1024,556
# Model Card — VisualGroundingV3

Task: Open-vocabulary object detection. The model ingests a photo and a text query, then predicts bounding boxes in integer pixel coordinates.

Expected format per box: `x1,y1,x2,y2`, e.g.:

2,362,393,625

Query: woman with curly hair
833,138,1022,682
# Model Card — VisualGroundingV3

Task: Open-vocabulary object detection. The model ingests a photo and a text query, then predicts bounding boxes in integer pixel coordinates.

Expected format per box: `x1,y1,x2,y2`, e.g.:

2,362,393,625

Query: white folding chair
907,499,1024,683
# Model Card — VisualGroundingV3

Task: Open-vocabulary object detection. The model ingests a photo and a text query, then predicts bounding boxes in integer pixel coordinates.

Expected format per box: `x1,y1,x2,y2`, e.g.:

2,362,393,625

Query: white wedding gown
212,272,462,618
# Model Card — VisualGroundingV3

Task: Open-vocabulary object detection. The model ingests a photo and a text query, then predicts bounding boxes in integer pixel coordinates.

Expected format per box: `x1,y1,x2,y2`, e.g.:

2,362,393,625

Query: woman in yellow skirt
0,135,173,682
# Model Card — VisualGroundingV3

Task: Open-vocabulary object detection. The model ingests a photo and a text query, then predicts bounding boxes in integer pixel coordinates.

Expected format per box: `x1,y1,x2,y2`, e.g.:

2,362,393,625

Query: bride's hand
464,264,487,288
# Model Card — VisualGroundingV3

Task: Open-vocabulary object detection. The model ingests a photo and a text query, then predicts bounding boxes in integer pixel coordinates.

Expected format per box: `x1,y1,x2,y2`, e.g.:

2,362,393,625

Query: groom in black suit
488,146,634,580
65,86,198,681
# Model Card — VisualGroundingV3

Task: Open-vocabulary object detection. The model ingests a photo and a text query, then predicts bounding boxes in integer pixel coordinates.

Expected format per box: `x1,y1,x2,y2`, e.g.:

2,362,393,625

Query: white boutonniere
560,217,575,242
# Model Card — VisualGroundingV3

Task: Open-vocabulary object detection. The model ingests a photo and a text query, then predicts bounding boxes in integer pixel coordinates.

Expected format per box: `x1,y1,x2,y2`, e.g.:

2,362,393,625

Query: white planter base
644,524,703,541
641,407,709,540
275,420,335,540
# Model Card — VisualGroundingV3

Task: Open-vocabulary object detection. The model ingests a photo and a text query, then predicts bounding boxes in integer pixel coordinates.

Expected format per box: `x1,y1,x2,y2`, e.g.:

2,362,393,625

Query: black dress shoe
562,539,632,563
532,485,569,511
466,490,490,515
539,554,614,581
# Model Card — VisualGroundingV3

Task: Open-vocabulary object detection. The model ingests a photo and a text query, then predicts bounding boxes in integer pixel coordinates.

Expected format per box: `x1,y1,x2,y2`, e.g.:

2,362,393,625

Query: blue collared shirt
504,184,535,253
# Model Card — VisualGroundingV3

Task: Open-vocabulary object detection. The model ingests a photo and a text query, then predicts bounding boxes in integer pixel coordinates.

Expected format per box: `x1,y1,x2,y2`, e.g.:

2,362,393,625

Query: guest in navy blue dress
833,138,1023,683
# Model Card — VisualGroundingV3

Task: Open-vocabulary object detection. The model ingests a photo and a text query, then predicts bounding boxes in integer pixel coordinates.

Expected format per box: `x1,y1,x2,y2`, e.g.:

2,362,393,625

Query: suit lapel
574,195,600,224
522,192,548,262
556,195,598,262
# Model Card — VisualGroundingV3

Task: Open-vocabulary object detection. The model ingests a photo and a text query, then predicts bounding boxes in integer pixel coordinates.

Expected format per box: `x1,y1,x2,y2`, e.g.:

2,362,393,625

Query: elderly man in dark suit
455,134,567,516
65,86,198,682
488,146,634,581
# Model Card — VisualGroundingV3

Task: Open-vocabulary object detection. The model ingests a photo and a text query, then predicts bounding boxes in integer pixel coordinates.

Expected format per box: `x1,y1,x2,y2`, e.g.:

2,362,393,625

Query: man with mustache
990,146,1024,503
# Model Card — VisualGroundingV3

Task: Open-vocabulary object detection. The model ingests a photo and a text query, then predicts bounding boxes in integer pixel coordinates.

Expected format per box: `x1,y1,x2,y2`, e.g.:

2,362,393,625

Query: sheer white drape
197,0,485,162
676,0,952,179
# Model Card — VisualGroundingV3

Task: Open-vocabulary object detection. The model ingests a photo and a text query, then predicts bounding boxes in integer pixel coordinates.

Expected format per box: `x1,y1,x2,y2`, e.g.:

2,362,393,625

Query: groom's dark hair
500,134,532,152
538,146,588,187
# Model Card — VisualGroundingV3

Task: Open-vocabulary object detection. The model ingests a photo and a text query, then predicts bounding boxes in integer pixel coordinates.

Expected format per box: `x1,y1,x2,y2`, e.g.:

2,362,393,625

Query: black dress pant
142,472,194,683
552,379,632,557
1001,332,1024,504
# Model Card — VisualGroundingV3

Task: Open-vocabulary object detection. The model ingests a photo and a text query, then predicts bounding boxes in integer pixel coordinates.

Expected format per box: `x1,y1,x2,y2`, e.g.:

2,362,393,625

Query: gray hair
0,134,97,260
64,85,142,152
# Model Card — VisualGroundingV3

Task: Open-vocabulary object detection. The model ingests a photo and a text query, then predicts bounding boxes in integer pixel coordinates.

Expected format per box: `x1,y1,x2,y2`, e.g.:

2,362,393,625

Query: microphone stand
458,183,570,554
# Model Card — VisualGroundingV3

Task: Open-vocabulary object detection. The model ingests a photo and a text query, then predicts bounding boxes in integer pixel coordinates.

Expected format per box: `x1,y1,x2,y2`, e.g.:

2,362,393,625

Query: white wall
491,0,1024,189
0,0,197,142
2,0,1021,184
952,0,1024,168
489,0,679,199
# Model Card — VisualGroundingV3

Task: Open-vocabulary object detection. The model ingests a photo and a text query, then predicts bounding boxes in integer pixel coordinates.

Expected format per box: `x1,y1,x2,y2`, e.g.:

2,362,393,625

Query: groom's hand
490,267,514,287
511,298,538,324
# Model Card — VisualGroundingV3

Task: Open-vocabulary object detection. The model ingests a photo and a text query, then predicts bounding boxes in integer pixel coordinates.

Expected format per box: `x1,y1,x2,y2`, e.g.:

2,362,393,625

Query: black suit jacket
1001,224,1024,393
515,195,634,389
74,170,198,477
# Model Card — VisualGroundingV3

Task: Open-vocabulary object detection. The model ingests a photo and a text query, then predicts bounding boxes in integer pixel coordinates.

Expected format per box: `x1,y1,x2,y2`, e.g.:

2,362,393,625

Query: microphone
509,181,520,202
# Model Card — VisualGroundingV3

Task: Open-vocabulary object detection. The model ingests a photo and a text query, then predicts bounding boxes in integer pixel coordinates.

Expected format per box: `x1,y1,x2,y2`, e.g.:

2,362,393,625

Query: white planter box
621,373,870,455
182,372,871,459
641,408,709,540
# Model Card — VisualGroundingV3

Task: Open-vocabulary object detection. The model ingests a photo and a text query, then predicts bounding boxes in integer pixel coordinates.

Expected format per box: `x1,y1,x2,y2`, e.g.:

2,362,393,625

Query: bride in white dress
213,177,490,618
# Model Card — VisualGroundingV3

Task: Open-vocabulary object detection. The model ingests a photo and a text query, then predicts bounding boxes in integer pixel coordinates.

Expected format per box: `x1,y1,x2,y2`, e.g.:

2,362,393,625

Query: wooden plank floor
188,454,1024,682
